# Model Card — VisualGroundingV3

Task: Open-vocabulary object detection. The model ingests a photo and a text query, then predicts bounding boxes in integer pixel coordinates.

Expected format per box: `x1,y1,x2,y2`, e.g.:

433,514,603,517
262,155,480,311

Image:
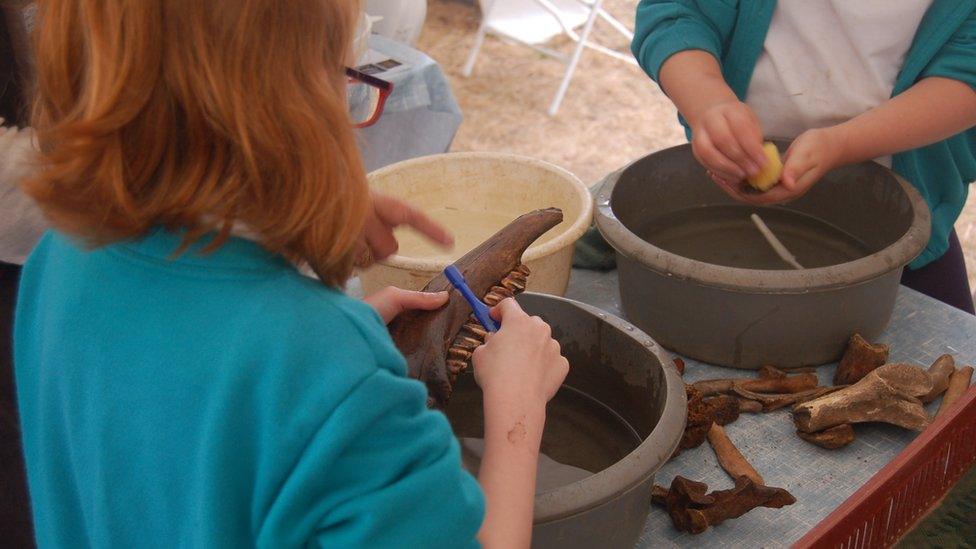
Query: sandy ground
416,0,976,292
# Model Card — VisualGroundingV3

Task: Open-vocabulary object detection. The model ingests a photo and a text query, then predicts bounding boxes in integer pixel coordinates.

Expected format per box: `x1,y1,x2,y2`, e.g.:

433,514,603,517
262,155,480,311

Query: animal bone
758,365,787,379
677,387,739,454
652,476,795,535
834,333,889,385
936,365,974,418
735,398,763,414
797,424,855,449
733,385,847,413
707,423,763,485
921,354,955,404
793,363,933,433
691,373,818,397
673,357,686,377
389,208,563,408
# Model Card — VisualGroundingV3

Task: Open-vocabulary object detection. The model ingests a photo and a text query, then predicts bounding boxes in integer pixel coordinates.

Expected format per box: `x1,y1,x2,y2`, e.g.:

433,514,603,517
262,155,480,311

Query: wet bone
936,365,974,418
793,363,933,433
833,333,889,385
797,424,855,449
921,354,955,404
652,476,796,535
706,423,763,485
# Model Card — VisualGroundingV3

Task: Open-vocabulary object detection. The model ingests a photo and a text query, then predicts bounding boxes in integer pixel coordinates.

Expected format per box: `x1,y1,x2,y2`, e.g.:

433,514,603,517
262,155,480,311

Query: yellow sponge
747,142,783,192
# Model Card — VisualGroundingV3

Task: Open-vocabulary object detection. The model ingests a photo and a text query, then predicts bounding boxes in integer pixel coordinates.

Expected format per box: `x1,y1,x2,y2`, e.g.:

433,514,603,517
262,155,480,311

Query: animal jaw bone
793,363,933,434
389,208,563,409
444,266,530,388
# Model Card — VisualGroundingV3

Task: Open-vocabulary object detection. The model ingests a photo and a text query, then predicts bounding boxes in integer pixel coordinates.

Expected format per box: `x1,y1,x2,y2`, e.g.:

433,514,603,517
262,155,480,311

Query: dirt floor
416,0,976,292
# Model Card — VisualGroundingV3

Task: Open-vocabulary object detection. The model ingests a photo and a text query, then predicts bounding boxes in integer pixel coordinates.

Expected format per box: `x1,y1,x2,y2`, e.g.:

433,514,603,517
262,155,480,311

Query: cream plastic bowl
359,152,593,296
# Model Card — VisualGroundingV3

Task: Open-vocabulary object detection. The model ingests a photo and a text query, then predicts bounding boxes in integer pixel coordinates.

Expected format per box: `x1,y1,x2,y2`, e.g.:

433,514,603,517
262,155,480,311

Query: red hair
26,0,368,286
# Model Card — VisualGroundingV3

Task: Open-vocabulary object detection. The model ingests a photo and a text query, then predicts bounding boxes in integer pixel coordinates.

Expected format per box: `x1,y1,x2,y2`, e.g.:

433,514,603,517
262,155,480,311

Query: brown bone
677,387,739,454
936,365,974,418
389,208,563,408
652,476,796,535
797,424,856,449
793,363,933,433
834,333,889,385
691,373,818,397
733,385,847,413
706,423,763,485
921,354,955,404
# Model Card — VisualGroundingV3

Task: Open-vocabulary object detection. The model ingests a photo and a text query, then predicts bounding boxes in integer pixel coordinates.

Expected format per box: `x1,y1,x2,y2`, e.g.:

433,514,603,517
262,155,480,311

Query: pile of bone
652,340,974,535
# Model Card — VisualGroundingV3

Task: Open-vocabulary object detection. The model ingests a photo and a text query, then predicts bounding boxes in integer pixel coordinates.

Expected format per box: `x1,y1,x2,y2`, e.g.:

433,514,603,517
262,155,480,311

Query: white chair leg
462,21,489,77
548,0,602,116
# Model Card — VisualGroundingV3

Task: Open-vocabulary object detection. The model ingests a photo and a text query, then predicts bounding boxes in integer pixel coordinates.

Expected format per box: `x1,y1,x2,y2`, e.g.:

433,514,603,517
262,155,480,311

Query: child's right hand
472,298,569,406
689,99,769,187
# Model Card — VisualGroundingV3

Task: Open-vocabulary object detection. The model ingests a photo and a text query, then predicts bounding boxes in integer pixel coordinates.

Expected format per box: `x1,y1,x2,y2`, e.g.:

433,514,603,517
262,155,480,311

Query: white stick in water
750,213,804,270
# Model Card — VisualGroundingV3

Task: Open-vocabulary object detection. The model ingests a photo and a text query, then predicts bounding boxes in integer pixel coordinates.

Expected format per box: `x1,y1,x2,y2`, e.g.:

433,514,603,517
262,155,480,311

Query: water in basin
637,204,875,270
447,380,642,493
393,206,559,262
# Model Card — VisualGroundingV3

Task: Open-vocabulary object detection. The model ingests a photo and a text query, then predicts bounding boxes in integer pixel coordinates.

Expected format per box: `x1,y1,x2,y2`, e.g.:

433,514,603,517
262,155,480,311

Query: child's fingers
725,108,768,168
694,132,746,182
490,297,525,322
707,117,760,176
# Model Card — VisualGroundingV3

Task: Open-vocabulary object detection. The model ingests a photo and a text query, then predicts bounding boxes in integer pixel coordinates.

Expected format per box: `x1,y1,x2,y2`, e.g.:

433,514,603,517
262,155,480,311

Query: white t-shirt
745,0,933,167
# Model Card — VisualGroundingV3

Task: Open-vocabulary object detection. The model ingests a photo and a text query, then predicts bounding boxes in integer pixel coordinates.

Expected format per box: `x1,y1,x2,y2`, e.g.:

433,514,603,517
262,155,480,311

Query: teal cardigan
632,0,976,269
14,230,484,548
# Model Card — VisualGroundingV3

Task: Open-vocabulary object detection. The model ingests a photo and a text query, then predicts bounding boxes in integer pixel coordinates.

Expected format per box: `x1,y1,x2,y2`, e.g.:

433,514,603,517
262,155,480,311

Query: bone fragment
834,333,889,385
921,354,955,404
677,388,739,454
758,365,787,379
936,365,974,418
734,385,847,412
652,476,795,535
793,363,932,433
690,373,818,397
673,357,686,377
707,423,763,485
797,424,855,449
735,398,763,414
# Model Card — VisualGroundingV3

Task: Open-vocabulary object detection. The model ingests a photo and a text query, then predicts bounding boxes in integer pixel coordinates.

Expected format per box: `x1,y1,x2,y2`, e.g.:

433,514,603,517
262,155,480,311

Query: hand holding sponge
746,142,784,192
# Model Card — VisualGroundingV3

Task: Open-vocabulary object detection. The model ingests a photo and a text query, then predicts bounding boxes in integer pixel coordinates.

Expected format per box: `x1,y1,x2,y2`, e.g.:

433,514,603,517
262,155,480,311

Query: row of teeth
445,264,531,381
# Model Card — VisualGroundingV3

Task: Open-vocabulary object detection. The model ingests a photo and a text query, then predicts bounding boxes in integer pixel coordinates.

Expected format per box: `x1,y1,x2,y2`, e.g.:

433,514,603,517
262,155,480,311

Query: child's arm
659,51,768,190
474,299,569,549
735,77,976,205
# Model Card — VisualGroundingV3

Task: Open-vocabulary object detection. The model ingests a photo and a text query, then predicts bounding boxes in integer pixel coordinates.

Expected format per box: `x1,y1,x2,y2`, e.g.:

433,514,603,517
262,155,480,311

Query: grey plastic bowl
595,142,931,369
446,292,686,548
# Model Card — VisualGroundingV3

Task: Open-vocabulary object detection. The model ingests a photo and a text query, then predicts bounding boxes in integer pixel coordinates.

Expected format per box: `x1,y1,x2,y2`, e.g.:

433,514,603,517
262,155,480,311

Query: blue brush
444,265,500,332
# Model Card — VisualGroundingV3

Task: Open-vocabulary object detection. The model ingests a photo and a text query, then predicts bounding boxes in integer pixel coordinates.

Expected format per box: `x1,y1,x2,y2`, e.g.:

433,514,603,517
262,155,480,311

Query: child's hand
363,287,448,324
472,299,569,406
710,127,847,205
358,191,455,267
690,100,769,185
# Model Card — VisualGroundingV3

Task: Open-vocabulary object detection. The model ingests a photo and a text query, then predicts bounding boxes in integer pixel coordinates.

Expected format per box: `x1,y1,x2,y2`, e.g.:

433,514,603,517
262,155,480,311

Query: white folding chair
462,0,637,116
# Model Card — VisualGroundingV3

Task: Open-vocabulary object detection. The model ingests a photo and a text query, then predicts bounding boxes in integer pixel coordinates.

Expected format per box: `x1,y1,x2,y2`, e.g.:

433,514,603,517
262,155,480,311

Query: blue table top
564,268,976,548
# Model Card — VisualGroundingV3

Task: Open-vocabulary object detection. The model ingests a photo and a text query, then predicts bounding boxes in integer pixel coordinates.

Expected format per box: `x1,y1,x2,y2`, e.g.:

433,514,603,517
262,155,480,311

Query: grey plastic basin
446,292,686,548
595,141,931,369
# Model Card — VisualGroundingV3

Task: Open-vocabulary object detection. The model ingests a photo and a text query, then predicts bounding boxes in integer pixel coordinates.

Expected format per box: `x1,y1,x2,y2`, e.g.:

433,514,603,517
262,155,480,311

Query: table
564,269,976,547
355,35,463,173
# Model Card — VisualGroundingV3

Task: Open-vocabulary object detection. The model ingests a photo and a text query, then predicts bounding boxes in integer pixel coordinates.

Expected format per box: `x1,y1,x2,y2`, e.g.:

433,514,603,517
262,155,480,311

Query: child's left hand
713,127,847,205
364,287,449,324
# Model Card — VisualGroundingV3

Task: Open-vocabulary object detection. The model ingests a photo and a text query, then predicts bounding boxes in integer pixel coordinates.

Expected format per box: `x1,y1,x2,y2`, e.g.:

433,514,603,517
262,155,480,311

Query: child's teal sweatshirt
632,0,976,269
14,230,484,548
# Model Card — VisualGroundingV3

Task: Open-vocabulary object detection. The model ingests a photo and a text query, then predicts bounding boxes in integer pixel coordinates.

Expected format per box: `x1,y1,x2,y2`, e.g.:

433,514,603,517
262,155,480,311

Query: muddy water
393,207,559,262
447,381,642,493
637,204,874,270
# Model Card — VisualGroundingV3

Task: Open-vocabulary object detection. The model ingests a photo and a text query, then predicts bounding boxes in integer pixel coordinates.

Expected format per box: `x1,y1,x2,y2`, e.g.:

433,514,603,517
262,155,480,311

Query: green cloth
14,230,485,548
629,0,976,270
896,463,976,548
